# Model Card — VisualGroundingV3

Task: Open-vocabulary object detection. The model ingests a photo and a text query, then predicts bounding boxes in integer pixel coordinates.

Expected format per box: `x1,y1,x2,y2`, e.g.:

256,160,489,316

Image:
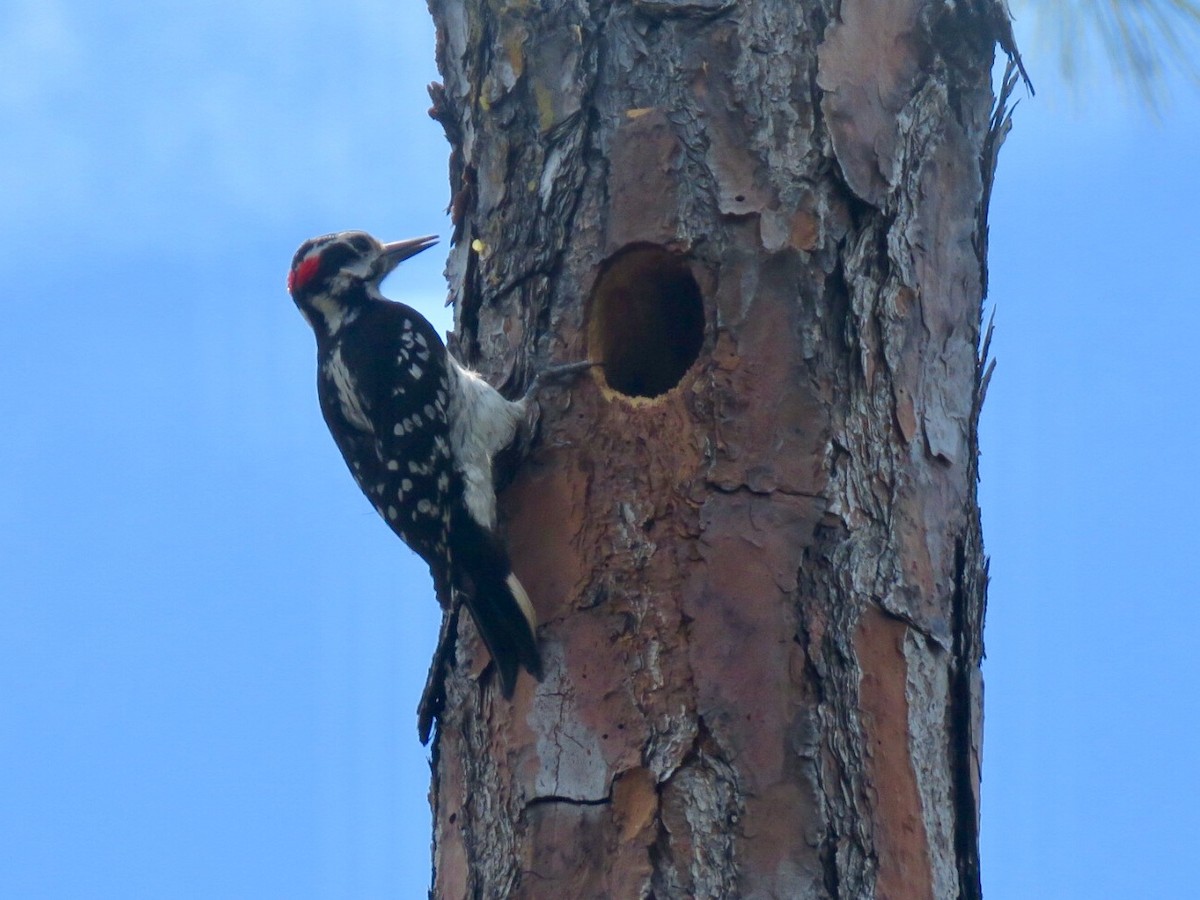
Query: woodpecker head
288,230,438,336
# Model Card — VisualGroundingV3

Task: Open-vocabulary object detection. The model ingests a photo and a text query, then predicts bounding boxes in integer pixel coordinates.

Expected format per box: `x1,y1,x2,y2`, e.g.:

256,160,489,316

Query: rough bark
423,1,1013,896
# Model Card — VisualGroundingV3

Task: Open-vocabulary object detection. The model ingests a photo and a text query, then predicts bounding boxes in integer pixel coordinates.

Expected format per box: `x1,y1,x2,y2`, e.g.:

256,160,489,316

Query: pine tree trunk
425,1,1011,896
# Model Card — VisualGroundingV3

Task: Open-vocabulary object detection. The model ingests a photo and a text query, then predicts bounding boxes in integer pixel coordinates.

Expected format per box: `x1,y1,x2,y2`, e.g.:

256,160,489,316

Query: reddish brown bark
424,1,1014,896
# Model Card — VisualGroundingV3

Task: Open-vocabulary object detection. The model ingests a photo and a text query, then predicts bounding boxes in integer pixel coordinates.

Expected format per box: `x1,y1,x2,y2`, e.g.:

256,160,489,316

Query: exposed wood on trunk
423,1,1015,895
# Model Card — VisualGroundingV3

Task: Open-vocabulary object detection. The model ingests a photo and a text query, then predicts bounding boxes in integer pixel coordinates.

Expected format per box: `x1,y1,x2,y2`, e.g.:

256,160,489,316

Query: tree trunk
424,1,1012,896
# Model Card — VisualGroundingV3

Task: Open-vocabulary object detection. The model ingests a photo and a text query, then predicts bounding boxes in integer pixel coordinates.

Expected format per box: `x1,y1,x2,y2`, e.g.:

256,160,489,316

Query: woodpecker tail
462,569,542,698
451,513,542,697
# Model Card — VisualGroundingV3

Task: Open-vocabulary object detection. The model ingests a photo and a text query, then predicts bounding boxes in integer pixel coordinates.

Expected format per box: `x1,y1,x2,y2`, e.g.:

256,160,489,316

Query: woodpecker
288,230,589,739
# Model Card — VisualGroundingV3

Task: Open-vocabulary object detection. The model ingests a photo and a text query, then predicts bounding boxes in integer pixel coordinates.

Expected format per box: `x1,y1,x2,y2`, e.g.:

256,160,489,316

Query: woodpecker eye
288,232,375,294
348,235,373,254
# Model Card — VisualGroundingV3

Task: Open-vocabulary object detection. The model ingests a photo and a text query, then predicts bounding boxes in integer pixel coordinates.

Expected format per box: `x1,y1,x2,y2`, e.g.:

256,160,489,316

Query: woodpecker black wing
317,301,457,591
315,299,539,695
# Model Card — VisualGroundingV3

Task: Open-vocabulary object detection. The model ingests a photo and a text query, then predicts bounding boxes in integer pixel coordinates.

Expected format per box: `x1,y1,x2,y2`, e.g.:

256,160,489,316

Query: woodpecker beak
379,235,439,277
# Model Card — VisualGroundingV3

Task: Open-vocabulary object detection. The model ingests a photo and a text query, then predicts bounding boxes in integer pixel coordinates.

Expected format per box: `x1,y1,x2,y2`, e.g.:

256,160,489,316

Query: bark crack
525,793,612,809
948,538,983,900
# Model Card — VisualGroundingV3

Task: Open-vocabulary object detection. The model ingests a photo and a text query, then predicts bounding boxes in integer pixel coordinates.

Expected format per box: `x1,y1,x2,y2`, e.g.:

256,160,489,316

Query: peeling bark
423,1,1014,896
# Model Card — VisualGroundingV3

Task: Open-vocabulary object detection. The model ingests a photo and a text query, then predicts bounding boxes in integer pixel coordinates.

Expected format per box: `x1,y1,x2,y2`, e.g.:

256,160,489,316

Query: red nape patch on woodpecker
288,255,321,293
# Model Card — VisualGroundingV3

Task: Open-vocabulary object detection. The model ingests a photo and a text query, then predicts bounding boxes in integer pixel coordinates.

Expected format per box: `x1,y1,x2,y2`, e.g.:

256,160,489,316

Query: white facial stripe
327,346,373,433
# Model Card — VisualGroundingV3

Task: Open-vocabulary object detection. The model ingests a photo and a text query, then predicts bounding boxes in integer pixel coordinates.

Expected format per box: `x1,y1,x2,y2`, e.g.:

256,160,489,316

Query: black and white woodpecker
287,230,589,739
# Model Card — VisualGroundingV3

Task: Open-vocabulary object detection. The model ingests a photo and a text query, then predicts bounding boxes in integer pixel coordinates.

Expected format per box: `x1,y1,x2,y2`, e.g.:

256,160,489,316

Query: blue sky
1,1,1196,897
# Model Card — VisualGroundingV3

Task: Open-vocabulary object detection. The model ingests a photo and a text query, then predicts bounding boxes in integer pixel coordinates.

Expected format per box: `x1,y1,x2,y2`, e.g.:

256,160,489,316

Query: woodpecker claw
522,359,599,403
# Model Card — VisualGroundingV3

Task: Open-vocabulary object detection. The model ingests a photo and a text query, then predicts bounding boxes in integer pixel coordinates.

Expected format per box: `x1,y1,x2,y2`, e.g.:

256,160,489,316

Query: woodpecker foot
521,359,599,403
417,599,463,744
496,360,598,484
